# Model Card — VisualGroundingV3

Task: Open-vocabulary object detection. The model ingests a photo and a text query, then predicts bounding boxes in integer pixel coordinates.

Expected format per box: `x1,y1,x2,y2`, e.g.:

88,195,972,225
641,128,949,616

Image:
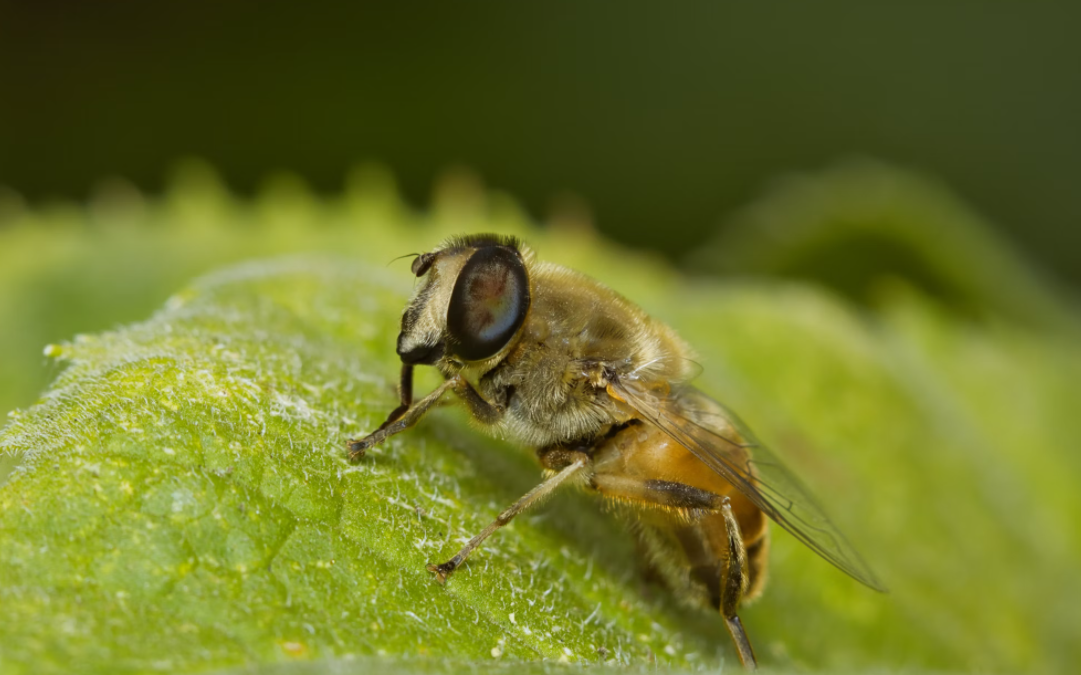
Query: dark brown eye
446,246,530,361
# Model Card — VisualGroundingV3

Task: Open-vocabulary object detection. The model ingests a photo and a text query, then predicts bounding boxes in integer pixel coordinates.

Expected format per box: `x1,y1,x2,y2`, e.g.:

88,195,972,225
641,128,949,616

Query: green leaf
1,253,716,672
1,163,1079,674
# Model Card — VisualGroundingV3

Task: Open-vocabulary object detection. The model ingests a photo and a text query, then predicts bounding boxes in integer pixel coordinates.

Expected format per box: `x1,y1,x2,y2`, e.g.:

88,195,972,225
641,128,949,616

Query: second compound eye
446,246,530,361
411,252,435,277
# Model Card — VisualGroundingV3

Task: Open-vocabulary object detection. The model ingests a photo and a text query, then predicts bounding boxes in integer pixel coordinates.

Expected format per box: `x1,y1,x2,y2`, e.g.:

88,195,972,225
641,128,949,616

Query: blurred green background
3,1,1081,282
2,2,1081,674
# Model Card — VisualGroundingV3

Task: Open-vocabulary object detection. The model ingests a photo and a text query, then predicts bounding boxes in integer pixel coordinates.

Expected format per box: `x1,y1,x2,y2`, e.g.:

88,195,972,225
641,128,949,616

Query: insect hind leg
720,497,758,670
587,470,760,668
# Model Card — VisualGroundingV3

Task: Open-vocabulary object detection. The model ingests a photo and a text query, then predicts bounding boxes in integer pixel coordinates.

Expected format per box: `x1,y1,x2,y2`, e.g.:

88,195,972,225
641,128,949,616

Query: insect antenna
386,252,421,267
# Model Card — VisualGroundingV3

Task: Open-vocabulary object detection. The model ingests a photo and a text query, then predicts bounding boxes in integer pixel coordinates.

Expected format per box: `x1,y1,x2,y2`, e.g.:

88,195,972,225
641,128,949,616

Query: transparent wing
610,376,886,592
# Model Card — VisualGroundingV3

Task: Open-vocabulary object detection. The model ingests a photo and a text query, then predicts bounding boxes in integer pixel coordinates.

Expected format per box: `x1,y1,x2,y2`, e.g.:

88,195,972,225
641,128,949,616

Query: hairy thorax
471,262,695,449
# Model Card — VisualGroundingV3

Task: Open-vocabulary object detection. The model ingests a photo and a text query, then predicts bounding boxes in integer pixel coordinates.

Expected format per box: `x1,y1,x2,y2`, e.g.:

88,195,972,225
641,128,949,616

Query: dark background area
2,1,1079,290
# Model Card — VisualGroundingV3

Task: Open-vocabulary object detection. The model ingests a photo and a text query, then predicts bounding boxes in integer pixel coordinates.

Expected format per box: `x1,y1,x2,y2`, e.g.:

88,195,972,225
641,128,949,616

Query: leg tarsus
425,557,461,584
724,615,758,670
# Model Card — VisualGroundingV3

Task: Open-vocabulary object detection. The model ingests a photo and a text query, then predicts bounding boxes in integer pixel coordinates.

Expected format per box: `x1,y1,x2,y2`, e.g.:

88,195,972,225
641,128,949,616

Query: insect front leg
449,377,507,425
427,454,590,583
374,364,415,432
347,375,457,460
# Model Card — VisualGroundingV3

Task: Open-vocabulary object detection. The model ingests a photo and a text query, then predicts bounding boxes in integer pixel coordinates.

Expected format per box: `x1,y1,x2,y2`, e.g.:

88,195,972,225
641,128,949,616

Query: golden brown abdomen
590,421,770,609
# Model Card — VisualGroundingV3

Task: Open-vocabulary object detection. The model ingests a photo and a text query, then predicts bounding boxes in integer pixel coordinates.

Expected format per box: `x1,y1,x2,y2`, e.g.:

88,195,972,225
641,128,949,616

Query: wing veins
613,378,886,592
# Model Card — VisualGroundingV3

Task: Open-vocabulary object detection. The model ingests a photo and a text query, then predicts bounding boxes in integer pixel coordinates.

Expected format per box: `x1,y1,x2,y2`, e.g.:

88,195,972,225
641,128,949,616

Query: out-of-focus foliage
689,161,1077,328
4,3,1081,288
1,164,1079,674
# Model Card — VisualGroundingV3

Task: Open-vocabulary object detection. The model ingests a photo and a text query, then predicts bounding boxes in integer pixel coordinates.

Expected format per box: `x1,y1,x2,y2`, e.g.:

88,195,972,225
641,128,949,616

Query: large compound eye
446,246,530,361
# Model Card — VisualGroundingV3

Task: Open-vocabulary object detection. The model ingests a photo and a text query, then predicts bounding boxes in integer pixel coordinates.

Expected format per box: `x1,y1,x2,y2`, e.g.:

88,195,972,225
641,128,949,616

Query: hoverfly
349,234,884,669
